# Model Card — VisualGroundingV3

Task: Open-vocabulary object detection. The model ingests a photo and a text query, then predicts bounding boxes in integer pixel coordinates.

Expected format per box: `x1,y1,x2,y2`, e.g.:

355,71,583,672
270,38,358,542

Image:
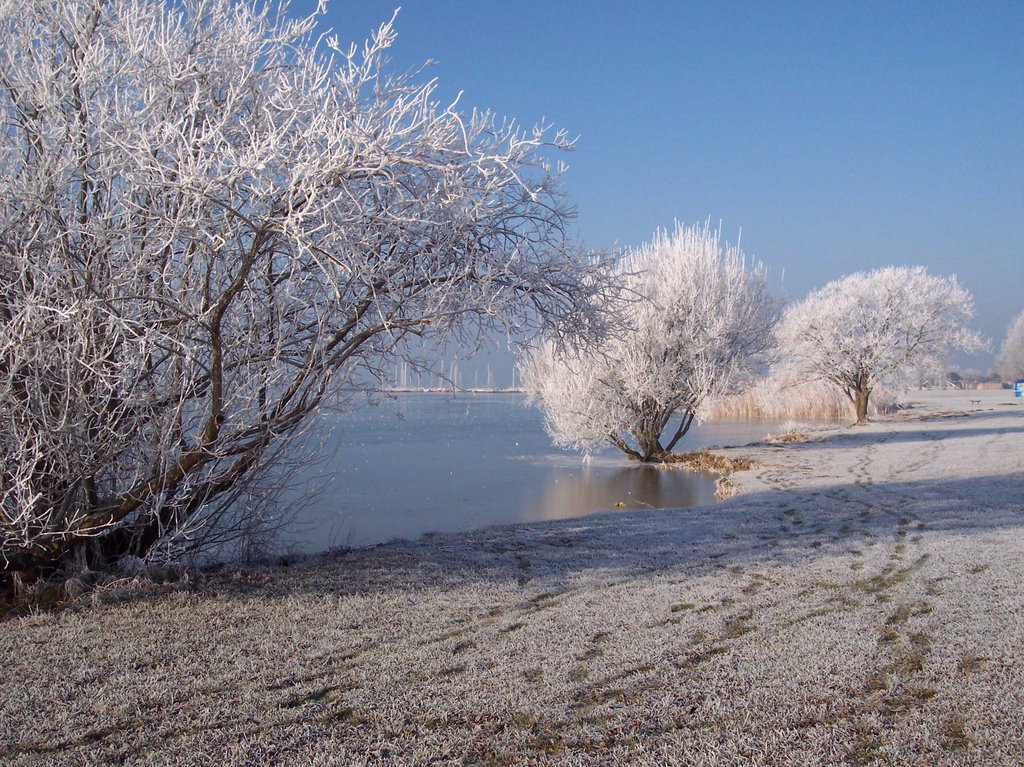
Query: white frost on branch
521,222,777,462
774,266,986,423
996,309,1024,382
0,0,611,574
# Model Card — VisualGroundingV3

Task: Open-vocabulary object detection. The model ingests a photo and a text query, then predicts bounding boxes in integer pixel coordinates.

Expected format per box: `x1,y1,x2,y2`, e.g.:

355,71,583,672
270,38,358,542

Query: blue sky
296,0,1022,374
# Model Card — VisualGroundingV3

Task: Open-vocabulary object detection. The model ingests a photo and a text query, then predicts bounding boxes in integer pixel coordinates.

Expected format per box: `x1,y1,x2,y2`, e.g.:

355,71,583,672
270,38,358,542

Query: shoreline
2,390,1022,765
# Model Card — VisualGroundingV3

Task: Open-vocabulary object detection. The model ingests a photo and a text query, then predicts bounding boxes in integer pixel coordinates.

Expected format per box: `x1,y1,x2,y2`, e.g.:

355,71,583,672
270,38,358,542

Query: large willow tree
0,0,608,582
522,222,777,462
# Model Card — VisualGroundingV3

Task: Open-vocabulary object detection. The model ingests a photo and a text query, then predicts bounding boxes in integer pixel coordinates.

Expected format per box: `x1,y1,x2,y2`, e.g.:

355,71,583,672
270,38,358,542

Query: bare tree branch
0,0,611,579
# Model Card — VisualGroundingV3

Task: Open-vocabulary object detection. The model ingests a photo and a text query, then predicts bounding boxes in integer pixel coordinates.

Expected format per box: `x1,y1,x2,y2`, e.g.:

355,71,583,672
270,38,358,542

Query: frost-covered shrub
522,222,777,461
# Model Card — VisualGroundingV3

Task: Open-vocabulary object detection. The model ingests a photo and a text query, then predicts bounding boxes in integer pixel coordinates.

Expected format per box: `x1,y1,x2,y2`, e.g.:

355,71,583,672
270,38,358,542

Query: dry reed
708,378,900,421
659,450,756,475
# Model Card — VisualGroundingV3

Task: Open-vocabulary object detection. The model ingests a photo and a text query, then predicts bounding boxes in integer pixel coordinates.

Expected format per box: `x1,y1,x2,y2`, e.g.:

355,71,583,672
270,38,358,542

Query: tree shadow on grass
276,470,1024,599
6,471,1022,765
787,423,1024,449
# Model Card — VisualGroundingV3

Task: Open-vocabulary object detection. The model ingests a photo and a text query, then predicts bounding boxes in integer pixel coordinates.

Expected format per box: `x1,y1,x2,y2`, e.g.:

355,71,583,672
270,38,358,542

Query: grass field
2,390,1022,766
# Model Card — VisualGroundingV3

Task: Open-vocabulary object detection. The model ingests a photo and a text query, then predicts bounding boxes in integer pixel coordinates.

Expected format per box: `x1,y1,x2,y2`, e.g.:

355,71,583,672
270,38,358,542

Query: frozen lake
281,392,788,551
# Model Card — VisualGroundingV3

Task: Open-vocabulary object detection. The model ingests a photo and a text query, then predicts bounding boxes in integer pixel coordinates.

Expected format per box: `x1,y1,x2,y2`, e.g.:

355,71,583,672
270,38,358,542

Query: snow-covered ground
2,390,1022,765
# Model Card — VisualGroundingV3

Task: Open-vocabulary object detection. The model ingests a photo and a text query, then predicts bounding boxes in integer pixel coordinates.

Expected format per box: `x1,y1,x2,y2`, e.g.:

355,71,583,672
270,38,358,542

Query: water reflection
282,393,774,551
524,463,714,523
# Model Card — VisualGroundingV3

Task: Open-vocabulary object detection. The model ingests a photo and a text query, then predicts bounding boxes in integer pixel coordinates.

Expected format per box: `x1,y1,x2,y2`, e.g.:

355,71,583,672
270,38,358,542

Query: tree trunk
854,387,871,424
638,438,665,463
609,433,643,462
609,431,664,462
663,410,695,453
609,406,694,462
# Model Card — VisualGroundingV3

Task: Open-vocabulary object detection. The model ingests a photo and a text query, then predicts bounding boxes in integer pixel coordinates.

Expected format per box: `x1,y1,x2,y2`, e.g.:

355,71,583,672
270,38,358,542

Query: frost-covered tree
522,222,777,462
996,310,1024,382
775,266,986,423
0,0,610,581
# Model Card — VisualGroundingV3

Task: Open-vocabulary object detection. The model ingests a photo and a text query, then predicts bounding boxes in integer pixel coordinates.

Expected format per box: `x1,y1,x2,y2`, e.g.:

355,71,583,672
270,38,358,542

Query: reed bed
708,378,900,421
659,450,756,474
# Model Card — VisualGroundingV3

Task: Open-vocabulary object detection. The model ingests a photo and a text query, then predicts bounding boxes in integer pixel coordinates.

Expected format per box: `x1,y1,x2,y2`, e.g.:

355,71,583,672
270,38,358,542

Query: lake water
281,392,782,551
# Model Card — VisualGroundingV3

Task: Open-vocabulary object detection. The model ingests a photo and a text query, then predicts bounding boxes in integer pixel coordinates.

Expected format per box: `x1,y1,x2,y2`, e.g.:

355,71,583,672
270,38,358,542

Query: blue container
1015,380,1024,398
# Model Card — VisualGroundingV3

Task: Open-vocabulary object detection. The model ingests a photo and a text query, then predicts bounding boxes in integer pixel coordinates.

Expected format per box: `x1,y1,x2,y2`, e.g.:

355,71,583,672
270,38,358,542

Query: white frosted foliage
522,222,777,461
774,266,986,422
996,310,1024,382
0,0,609,574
